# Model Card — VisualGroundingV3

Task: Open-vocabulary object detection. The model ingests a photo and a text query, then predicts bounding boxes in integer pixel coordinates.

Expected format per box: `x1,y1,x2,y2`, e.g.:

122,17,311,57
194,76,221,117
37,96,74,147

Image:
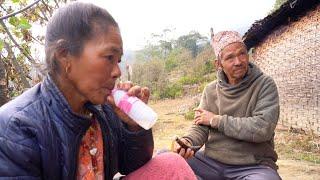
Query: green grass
275,131,320,164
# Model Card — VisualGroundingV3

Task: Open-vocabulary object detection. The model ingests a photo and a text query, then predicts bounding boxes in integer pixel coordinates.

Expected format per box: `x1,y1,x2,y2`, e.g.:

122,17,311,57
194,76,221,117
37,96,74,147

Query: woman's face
66,26,122,105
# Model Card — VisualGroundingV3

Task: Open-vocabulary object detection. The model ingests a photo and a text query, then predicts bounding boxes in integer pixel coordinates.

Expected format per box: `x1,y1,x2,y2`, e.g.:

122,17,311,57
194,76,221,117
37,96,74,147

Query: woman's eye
105,55,114,61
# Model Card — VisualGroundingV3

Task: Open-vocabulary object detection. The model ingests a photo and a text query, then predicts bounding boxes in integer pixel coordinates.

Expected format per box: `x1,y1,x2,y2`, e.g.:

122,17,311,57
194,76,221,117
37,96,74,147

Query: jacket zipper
96,109,112,179
70,127,87,179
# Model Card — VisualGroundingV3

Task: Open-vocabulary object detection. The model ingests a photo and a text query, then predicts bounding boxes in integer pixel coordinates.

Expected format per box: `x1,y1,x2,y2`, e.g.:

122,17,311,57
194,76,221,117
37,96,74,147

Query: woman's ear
55,48,69,74
54,39,68,60
54,39,71,74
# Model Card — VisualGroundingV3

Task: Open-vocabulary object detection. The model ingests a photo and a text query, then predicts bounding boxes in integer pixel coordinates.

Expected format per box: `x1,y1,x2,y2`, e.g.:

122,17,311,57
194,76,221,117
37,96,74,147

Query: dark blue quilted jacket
0,76,154,179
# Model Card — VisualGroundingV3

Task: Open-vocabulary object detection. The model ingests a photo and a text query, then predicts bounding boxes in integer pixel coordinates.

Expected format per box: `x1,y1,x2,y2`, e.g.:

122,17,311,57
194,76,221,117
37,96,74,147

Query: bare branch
0,4,9,13
0,20,36,64
53,0,60,8
0,0,41,21
22,3,49,23
31,35,44,45
37,5,49,21
41,0,52,15
4,42,30,88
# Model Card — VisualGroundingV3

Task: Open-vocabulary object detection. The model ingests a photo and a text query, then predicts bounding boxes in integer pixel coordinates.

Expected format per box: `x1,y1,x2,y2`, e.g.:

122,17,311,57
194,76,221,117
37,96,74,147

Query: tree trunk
0,56,8,106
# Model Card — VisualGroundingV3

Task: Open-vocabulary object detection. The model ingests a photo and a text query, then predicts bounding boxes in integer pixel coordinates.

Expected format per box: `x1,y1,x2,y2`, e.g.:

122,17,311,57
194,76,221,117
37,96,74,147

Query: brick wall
252,5,320,135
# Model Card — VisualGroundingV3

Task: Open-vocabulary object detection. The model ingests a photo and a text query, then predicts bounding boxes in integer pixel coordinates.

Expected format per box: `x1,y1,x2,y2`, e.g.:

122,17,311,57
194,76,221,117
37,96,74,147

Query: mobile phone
175,137,201,152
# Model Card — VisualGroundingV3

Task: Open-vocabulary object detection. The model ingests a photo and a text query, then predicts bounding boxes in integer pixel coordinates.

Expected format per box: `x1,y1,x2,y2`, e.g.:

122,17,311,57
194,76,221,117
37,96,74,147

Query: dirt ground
149,97,320,180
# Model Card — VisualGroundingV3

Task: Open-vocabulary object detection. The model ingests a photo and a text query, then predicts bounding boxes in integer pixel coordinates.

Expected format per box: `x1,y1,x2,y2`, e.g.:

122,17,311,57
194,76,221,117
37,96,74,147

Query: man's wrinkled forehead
220,42,247,59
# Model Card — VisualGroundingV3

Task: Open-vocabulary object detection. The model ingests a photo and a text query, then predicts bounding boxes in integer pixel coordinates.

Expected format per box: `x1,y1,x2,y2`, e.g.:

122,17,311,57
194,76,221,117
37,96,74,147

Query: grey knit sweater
184,62,280,170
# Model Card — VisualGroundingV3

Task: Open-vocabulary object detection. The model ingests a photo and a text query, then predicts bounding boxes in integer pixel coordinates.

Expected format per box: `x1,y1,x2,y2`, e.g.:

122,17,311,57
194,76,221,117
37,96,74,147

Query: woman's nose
112,64,121,79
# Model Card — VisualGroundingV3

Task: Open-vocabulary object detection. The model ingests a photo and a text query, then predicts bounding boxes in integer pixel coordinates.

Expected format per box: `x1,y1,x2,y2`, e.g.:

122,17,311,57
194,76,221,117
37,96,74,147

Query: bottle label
118,94,139,114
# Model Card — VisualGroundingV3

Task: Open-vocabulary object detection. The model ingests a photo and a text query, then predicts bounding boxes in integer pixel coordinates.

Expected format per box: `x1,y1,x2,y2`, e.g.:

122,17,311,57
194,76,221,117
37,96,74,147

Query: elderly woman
0,2,196,180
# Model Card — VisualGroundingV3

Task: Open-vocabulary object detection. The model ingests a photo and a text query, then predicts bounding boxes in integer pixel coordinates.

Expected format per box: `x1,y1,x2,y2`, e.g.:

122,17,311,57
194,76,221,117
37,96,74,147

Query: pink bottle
112,89,158,130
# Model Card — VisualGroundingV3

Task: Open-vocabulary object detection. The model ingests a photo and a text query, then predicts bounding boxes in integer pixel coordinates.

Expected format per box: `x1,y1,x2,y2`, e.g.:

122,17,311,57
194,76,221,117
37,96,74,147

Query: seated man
174,31,281,180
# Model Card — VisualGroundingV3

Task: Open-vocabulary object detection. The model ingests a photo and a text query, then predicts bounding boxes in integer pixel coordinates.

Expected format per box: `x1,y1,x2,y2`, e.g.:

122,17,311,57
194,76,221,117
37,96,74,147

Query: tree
0,0,70,103
0,55,8,106
175,31,208,58
132,30,215,99
271,0,288,12
137,28,175,61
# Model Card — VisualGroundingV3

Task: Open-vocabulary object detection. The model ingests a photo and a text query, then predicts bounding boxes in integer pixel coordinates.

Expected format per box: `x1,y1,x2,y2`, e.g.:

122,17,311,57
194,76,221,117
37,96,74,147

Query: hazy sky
81,0,275,51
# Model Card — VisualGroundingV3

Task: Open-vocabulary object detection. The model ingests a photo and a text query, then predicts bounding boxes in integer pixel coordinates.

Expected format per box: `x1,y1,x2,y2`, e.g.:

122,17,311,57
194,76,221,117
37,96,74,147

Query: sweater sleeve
183,87,210,146
217,78,280,143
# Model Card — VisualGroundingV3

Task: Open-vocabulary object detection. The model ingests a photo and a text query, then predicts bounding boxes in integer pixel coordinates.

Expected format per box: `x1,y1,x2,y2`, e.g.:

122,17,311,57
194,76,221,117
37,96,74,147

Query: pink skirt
124,152,197,180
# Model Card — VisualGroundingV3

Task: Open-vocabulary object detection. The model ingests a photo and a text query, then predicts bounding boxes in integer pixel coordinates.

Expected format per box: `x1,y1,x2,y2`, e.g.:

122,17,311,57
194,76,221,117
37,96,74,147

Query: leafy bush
160,83,183,99
178,76,200,85
132,59,167,92
184,109,195,120
165,58,178,71
184,99,200,120
131,31,217,100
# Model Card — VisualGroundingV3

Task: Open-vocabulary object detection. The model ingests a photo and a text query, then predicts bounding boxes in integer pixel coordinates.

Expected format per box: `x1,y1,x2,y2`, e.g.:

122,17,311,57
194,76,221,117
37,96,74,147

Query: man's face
219,42,249,85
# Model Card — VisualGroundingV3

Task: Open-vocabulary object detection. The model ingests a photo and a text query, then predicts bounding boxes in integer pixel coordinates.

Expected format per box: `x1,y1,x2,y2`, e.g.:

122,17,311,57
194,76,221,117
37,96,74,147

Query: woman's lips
103,87,112,96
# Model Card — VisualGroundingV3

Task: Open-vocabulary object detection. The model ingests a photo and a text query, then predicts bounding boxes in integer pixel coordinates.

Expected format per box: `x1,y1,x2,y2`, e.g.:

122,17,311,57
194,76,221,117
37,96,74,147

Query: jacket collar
41,75,92,133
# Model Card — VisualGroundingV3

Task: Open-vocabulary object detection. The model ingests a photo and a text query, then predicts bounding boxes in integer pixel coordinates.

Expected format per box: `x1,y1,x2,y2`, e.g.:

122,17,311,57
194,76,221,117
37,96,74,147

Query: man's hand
107,81,150,131
172,137,195,159
194,108,219,128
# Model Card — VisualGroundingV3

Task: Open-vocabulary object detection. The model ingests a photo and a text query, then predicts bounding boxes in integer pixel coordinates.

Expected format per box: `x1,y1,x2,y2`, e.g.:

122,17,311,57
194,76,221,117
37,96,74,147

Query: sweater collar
41,75,93,133
217,62,263,93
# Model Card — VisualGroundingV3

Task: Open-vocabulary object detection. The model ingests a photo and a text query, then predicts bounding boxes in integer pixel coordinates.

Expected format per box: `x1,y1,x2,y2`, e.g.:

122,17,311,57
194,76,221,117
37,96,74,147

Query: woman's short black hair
45,2,118,74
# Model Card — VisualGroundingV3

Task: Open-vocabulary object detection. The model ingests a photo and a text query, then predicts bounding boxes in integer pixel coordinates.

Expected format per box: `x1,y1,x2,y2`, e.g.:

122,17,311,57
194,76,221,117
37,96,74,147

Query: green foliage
165,57,178,71
18,18,32,30
132,59,167,94
178,76,199,85
135,45,163,62
9,17,19,26
176,31,208,58
164,48,184,71
184,100,200,120
270,0,288,13
275,131,320,164
160,83,183,99
133,31,216,100
204,60,214,74
184,109,195,120
8,14,32,30
0,40,4,51
0,0,71,101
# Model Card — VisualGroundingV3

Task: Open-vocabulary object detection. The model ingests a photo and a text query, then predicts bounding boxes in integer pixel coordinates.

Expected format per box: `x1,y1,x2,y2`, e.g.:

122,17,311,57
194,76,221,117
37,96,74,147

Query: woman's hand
116,82,150,104
107,81,150,131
